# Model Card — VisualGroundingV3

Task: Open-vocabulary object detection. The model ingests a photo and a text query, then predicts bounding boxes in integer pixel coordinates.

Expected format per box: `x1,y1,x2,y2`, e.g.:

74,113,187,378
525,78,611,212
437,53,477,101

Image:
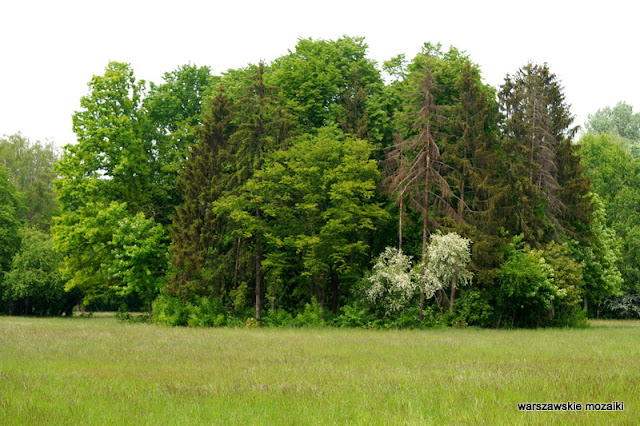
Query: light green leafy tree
578,195,623,314
578,133,635,314
58,62,152,213
216,127,388,314
585,102,640,156
54,62,172,311
496,236,559,328
269,36,386,141
0,133,59,230
540,241,585,322
53,201,166,318
106,211,167,319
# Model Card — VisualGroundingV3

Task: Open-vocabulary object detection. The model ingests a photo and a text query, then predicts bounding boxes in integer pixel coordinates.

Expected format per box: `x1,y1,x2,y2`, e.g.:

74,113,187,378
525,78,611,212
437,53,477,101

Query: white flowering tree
420,232,473,313
366,247,417,316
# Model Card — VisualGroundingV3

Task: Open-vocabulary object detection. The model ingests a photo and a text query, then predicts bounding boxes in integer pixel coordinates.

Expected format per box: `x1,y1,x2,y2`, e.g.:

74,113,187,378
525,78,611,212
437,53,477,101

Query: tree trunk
233,236,241,292
331,268,340,314
449,284,456,313
398,197,403,251
255,233,262,320
420,141,431,322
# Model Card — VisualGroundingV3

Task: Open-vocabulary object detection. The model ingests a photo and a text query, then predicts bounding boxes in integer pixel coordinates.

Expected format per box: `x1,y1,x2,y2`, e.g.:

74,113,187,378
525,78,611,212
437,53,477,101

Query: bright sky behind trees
1,0,637,146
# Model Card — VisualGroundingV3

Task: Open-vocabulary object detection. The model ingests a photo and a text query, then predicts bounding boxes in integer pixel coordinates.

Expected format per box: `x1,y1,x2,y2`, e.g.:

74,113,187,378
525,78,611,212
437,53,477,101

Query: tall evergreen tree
167,88,233,299
499,63,578,244
448,62,506,286
384,48,461,317
225,62,296,319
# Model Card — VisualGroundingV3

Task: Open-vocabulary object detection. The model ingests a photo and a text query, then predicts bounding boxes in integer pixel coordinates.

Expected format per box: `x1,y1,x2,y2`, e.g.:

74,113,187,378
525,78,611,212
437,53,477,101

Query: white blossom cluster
366,247,417,316
420,232,473,295
366,233,473,316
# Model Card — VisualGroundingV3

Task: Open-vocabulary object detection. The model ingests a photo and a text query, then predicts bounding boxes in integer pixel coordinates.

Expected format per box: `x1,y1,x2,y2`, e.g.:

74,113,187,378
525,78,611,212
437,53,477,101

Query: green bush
386,307,424,329
332,302,376,328
185,296,226,327
552,306,590,328
454,288,495,327
261,309,295,327
292,297,325,327
152,294,188,326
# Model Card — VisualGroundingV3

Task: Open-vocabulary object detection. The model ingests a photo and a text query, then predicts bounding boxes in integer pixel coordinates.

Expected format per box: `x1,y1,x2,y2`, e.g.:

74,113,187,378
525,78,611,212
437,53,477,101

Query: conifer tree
220,62,296,319
499,64,575,244
384,49,460,317
167,88,233,299
448,62,506,285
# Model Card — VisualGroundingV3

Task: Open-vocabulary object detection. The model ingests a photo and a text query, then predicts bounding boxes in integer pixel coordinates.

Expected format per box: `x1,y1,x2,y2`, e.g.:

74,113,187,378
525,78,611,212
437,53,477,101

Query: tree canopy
1,36,637,326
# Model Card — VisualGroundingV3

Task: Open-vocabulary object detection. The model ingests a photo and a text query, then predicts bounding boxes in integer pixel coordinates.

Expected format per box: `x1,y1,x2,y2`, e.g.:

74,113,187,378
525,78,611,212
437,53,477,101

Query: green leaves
3,228,66,315
0,134,59,230
497,240,558,327
53,201,167,312
223,126,388,307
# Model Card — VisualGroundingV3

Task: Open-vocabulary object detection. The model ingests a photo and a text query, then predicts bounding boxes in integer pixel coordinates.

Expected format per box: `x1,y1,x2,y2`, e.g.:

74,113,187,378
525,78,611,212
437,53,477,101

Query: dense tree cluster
1,36,635,327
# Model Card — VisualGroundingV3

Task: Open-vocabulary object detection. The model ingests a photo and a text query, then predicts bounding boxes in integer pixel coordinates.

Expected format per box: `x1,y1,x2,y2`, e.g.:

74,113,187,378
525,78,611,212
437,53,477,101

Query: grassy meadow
1,315,639,425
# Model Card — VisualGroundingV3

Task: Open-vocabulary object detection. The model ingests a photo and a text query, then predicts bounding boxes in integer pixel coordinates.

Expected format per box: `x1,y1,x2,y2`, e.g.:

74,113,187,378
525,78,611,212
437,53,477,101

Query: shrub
365,247,417,316
185,296,226,327
454,288,495,327
152,294,188,326
292,297,325,327
332,302,376,328
261,309,295,327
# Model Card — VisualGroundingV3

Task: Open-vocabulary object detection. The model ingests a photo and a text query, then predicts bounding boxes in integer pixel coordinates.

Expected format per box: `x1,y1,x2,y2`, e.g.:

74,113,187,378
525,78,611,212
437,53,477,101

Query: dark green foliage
0,166,23,276
453,288,494,327
144,64,213,223
603,291,640,319
28,37,629,328
2,228,70,316
167,88,234,300
499,63,579,244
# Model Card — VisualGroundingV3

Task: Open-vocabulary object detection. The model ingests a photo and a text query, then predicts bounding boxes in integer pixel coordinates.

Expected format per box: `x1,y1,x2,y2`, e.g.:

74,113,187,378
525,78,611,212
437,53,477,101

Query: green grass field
1,315,638,425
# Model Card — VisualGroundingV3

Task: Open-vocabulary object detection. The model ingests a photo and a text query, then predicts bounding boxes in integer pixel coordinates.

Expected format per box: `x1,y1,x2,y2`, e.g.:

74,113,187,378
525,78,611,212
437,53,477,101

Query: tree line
1,36,638,327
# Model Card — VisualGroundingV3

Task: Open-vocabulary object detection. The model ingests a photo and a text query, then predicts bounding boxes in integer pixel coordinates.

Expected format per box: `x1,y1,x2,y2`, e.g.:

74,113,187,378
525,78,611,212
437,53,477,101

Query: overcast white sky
1,0,637,147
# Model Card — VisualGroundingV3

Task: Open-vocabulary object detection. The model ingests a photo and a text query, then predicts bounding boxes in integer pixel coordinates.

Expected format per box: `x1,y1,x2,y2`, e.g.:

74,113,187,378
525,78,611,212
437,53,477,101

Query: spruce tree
384,50,460,317
499,64,569,244
224,62,296,319
167,88,233,299
449,61,506,286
